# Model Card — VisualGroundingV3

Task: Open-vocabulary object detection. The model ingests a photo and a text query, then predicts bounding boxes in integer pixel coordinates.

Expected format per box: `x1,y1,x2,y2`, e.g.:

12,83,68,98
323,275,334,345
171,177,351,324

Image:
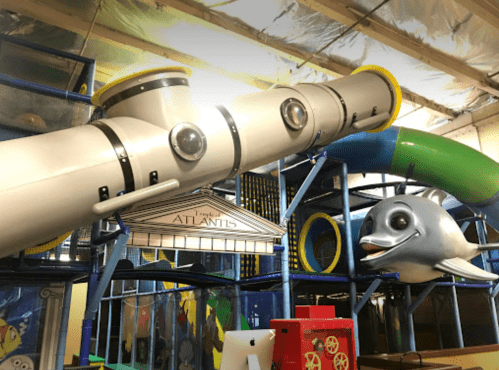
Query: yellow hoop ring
91,66,193,106
298,213,342,273
351,65,402,133
25,231,73,255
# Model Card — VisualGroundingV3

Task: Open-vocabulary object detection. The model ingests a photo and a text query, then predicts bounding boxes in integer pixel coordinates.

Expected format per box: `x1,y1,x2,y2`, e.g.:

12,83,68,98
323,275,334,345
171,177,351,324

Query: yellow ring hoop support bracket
25,231,73,255
91,66,193,106
351,65,402,133
298,213,342,273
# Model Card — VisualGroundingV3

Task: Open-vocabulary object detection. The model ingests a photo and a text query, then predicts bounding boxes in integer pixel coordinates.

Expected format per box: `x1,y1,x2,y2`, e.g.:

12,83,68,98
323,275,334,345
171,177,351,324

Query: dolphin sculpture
359,189,499,283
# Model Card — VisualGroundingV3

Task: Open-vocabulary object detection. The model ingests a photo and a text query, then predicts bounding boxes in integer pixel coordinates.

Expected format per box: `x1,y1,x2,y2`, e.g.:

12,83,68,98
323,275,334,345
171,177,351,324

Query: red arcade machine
270,306,356,370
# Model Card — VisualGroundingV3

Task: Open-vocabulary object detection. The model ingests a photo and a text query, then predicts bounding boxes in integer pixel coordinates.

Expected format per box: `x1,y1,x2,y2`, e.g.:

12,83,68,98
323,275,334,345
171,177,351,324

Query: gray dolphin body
359,192,499,283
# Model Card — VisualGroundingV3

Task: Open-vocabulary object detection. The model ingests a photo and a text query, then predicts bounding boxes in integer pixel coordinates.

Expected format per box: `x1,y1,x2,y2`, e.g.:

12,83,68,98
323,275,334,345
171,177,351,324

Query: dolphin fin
421,188,447,206
435,257,499,281
475,242,499,251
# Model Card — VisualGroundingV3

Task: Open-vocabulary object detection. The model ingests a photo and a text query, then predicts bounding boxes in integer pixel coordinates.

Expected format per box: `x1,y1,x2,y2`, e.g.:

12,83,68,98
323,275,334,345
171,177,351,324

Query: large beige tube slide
0,66,401,257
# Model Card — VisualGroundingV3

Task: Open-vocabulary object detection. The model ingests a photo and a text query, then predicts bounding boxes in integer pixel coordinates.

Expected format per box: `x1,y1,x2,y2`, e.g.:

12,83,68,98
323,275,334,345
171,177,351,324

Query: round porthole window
169,123,207,161
280,98,308,130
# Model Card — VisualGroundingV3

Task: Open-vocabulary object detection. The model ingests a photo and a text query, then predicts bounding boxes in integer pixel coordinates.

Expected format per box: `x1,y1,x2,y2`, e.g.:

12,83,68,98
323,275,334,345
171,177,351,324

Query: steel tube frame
235,175,242,329
279,159,292,319
408,282,437,315
340,162,360,356
0,33,94,64
450,280,465,348
104,282,113,364
131,281,139,368
431,294,443,349
404,284,416,352
170,292,177,370
281,153,327,224
55,280,73,370
354,279,382,315
80,229,130,366
0,73,92,104
476,220,499,343
278,155,327,319
79,232,100,367
404,281,437,352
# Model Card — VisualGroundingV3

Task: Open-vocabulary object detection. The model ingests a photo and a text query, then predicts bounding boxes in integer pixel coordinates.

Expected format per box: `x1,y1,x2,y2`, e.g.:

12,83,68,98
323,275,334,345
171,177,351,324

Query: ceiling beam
296,0,499,98
145,0,455,118
0,0,273,90
0,0,456,118
454,0,499,30
429,101,499,135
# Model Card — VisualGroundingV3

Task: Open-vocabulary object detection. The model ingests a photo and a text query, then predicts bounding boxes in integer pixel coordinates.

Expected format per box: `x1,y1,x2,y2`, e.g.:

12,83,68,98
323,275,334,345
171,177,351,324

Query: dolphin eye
10,327,17,340
390,213,409,230
359,217,374,238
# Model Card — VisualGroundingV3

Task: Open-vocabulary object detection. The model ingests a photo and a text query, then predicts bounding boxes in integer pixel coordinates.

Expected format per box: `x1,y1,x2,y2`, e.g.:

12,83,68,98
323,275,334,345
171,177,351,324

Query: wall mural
0,285,47,369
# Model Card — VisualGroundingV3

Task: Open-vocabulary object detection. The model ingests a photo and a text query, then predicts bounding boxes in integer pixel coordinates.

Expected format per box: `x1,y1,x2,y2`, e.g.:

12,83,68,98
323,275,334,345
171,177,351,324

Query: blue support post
476,220,499,343
148,297,156,370
0,73,92,104
104,284,113,365
278,159,291,319
0,33,95,64
118,299,124,364
148,250,159,370
55,280,73,370
404,284,416,352
79,227,100,367
404,281,437,352
235,175,242,328
80,229,130,366
195,290,206,370
408,282,437,315
84,232,130,321
460,221,470,233
492,284,499,298
170,251,180,370
431,294,443,349
95,303,102,356
55,243,62,261
353,279,382,315
171,293,178,370
450,278,464,348
281,153,327,224
86,60,96,97
340,162,359,355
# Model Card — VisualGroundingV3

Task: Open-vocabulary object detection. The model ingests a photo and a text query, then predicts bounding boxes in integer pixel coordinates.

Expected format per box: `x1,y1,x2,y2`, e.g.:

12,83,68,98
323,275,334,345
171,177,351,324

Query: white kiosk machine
220,329,276,370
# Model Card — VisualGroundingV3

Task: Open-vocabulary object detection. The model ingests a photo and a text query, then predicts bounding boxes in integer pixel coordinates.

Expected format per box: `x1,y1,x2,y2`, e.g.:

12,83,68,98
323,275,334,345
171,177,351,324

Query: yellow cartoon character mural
0,319,21,360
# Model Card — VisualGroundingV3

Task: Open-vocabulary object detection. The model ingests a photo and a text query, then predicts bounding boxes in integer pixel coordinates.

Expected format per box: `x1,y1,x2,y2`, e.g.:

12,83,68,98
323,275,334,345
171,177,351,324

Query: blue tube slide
323,126,499,231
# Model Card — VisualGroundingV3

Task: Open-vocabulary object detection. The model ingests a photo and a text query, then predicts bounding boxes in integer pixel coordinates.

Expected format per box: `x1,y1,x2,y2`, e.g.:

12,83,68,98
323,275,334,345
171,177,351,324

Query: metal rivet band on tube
373,71,396,116
92,121,135,194
325,86,347,128
102,77,189,110
216,105,241,179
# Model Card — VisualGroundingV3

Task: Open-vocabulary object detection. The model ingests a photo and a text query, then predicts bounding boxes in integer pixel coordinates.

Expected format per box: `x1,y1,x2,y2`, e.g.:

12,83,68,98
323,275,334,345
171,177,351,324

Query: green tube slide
391,128,499,204
325,126,499,230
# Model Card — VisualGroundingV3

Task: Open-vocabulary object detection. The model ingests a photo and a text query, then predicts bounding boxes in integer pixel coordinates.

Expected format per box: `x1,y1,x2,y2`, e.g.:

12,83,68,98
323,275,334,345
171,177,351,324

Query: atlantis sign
113,190,285,254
